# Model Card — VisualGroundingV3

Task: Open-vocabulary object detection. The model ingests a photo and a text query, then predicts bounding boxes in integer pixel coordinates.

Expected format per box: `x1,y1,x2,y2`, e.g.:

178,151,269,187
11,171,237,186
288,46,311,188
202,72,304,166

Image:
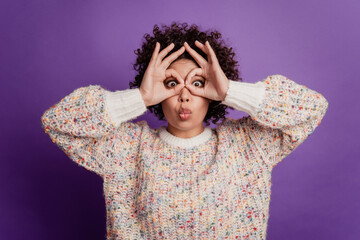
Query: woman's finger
157,43,175,64
194,40,209,55
172,81,185,95
184,68,205,97
162,46,185,69
204,41,219,64
162,81,185,99
165,68,184,85
183,42,207,67
185,82,205,97
185,68,204,84
149,42,160,66
163,69,185,98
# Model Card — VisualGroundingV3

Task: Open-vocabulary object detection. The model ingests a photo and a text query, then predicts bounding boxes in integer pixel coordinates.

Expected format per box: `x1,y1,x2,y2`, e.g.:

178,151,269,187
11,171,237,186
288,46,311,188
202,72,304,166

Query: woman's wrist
139,88,150,107
220,78,230,101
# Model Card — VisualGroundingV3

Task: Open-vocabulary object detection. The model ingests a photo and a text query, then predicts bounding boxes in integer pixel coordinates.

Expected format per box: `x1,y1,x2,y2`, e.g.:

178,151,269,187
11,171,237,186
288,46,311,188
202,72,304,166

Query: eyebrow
191,75,205,80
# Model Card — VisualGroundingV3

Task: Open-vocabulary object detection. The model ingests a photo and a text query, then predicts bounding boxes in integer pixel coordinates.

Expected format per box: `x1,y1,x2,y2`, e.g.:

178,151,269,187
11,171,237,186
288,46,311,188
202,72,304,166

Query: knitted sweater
41,74,328,240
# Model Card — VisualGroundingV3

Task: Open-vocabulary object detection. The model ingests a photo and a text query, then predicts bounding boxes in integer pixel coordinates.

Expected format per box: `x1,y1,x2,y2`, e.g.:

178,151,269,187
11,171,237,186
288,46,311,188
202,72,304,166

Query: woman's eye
165,80,178,88
192,80,204,87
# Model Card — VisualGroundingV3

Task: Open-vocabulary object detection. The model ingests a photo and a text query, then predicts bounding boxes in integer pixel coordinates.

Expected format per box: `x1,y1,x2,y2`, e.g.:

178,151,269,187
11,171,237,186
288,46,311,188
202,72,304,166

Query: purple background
1,0,359,239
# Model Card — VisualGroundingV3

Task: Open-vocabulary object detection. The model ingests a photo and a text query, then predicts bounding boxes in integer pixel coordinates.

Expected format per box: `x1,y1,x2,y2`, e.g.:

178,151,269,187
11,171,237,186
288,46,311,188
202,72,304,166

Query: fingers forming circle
185,68,204,85
185,81,205,97
163,69,185,98
165,68,184,85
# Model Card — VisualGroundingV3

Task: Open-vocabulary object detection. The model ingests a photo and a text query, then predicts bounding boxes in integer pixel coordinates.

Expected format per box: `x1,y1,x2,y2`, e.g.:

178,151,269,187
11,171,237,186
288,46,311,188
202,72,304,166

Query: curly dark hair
129,21,242,125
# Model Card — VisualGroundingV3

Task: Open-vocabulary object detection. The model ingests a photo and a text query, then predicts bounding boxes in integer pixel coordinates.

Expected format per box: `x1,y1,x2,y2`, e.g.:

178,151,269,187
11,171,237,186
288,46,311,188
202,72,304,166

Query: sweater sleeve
221,74,329,169
41,85,147,177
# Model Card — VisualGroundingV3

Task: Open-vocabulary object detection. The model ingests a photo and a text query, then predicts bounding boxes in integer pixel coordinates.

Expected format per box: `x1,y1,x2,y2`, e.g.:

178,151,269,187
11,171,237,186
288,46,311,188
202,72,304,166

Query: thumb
173,81,185,95
161,81,184,99
163,68,185,98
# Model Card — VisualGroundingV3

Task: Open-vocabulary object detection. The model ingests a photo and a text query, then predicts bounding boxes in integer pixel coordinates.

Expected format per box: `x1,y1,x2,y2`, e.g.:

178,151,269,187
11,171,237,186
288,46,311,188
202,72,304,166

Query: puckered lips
179,107,192,120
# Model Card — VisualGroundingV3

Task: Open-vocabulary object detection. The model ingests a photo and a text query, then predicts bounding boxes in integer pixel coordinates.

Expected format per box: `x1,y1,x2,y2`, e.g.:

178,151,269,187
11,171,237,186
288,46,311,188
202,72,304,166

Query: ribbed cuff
221,80,266,116
104,88,147,127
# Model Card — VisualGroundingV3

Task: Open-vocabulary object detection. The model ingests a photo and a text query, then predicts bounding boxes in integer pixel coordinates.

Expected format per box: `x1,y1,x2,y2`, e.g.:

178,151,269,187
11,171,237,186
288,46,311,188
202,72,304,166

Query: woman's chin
168,121,203,132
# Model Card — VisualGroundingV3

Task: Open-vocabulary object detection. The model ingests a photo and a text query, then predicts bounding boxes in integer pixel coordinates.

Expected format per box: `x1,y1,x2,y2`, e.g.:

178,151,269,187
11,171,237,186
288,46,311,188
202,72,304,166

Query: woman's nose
178,87,191,103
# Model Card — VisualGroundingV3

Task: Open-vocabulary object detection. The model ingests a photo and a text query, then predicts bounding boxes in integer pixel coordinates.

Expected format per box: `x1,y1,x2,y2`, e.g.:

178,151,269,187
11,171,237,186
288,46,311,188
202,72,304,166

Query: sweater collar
158,126,213,149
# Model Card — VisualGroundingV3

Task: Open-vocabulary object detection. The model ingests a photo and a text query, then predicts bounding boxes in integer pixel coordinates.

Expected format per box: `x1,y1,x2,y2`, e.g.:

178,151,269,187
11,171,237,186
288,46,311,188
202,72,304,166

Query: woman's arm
41,85,147,177
41,42,187,177
221,74,329,169
180,41,328,168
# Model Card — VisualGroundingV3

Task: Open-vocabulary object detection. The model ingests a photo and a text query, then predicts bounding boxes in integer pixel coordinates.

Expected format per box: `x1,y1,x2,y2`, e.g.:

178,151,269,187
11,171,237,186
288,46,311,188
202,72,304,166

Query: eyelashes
165,79,204,88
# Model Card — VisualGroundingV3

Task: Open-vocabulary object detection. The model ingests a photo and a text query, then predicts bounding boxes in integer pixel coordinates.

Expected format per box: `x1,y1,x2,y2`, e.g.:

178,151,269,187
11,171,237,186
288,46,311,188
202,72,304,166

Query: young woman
41,22,328,239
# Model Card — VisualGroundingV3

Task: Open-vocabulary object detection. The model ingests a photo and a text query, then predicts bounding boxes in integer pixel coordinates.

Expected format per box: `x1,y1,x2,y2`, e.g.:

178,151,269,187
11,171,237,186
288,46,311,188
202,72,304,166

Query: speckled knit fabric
41,74,328,239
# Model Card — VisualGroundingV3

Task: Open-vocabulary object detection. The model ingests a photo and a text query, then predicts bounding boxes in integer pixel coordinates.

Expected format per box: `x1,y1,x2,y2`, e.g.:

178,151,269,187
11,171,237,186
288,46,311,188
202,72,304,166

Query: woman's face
161,58,211,138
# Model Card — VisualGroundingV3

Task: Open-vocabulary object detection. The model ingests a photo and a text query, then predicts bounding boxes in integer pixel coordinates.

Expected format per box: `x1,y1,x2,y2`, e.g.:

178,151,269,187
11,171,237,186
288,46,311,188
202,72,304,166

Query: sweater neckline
158,126,213,149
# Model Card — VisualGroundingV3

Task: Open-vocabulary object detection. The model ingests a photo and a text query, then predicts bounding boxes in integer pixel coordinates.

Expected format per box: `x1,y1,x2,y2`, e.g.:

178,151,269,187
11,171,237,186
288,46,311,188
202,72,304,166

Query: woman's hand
183,41,229,101
140,42,186,107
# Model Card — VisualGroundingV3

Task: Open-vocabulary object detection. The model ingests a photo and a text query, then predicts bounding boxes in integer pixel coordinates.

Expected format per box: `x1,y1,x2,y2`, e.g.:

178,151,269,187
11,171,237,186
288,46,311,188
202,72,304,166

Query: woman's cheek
198,100,210,119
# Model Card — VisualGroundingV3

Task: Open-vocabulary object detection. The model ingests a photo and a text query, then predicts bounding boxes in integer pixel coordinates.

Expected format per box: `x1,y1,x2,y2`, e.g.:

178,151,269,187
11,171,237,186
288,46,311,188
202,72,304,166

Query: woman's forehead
168,58,198,71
